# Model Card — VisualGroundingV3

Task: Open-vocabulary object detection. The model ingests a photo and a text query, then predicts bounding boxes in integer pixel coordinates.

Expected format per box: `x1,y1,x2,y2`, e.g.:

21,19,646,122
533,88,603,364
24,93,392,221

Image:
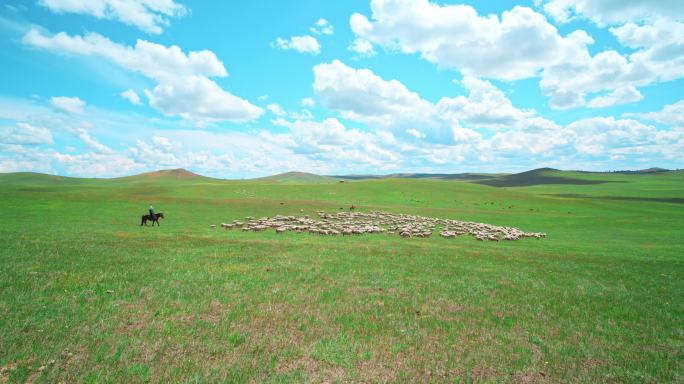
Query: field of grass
0,169,682,383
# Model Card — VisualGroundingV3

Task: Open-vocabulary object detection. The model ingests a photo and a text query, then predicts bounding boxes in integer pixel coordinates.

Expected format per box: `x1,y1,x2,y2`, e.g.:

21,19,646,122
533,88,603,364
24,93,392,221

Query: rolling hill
474,168,613,187
119,168,213,181
252,171,340,184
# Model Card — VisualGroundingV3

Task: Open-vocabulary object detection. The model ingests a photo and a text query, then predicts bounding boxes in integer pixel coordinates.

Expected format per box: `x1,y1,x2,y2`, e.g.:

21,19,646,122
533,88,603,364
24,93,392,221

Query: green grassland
0,169,682,383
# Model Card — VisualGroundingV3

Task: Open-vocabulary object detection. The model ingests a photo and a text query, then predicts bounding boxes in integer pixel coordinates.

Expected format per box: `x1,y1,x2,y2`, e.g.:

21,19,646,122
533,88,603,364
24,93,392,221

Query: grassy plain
0,169,682,383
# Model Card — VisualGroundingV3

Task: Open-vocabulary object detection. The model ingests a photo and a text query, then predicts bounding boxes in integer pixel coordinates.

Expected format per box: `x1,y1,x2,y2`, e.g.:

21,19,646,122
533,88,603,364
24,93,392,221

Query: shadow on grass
474,168,621,187
541,194,684,204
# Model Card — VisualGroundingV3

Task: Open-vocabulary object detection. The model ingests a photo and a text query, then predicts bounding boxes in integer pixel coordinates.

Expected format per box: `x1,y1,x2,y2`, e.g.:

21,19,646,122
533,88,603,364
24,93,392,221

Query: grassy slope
252,172,340,184
0,171,682,383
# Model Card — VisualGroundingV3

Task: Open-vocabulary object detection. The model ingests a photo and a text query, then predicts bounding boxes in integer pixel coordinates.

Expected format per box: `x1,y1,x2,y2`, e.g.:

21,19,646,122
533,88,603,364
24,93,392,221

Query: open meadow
0,168,682,383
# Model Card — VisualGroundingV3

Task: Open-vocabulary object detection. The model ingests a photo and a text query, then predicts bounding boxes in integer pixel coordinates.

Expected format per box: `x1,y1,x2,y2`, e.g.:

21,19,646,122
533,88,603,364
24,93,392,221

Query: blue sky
0,0,683,177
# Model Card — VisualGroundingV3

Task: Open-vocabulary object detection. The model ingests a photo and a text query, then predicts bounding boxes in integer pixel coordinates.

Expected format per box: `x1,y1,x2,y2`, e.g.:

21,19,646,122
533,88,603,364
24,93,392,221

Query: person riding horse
141,205,164,226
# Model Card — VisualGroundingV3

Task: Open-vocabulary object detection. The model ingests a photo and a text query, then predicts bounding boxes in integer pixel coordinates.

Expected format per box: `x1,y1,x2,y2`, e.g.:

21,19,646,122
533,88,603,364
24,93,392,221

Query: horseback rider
149,205,155,219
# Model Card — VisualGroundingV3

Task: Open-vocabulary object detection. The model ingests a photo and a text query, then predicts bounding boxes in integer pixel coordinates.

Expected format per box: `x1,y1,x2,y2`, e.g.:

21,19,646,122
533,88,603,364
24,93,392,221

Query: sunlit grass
0,171,682,382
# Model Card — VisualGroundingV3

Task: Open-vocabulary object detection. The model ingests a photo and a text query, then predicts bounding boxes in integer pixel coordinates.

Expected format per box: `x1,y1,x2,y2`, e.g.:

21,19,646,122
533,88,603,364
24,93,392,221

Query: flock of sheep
215,210,545,241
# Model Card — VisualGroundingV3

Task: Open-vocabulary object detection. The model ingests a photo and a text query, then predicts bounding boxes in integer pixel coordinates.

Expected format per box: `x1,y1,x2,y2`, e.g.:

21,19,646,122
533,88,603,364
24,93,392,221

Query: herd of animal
214,210,546,241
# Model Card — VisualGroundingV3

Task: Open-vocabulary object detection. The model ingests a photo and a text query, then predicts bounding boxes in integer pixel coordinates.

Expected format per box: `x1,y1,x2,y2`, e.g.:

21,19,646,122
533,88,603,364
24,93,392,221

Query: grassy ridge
0,170,682,382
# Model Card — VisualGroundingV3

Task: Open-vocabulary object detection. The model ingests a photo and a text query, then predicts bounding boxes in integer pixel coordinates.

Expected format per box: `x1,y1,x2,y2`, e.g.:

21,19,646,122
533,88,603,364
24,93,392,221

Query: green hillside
0,169,682,382
253,171,341,184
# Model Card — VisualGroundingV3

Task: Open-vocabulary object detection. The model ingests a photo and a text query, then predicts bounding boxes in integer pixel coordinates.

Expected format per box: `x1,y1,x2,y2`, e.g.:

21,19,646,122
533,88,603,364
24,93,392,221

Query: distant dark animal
141,212,164,226
350,205,356,210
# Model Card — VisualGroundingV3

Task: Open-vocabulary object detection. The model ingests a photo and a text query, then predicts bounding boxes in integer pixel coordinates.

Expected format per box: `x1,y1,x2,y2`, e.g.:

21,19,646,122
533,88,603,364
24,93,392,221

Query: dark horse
141,212,164,226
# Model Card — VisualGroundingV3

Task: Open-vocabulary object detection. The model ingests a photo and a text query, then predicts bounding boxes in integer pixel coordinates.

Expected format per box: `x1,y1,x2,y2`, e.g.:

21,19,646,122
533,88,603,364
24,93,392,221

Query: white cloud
350,0,684,110
53,151,141,176
272,35,321,54
406,129,425,139
77,128,114,154
301,97,315,108
120,89,141,105
264,102,313,121
486,129,570,156
0,122,53,145
539,35,684,109
626,100,684,127
0,144,56,173
541,0,684,25
24,29,263,124
50,96,85,114
313,60,557,144
308,60,684,166
38,0,187,34
539,2,684,109
350,1,589,81
437,77,557,130
587,86,643,108
270,117,399,167
313,60,436,131
564,117,658,156
266,103,287,116
1,89,682,177
310,18,334,35
609,20,684,82
348,38,375,57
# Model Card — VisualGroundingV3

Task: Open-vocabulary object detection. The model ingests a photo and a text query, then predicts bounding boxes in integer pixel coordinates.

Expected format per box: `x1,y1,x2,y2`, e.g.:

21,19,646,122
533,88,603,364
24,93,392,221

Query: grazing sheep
217,210,543,242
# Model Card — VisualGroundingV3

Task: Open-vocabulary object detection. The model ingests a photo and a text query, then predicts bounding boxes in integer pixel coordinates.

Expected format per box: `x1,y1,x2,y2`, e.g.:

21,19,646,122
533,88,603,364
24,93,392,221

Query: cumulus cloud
540,31,684,109
564,117,657,156
270,117,399,167
50,96,85,114
350,0,684,110
348,38,375,57
350,1,589,81
77,128,114,154
0,122,53,145
38,0,187,34
310,18,334,35
272,35,321,54
313,60,557,143
300,97,315,108
313,60,436,130
541,0,684,25
1,88,681,177
120,89,141,105
24,29,263,124
437,77,558,130
53,151,141,176
587,86,643,108
266,103,287,117
541,2,684,108
264,102,313,121
626,100,684,127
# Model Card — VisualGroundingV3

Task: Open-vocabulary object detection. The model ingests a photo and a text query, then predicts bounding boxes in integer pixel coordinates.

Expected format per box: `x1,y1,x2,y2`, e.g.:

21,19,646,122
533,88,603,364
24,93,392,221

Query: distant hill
120,168,213,181
333,172,501,181
0,172,71,184
253,171,340,184
0,172,98,187
611,167,671,174
474,168,611,187
1,167,676,186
